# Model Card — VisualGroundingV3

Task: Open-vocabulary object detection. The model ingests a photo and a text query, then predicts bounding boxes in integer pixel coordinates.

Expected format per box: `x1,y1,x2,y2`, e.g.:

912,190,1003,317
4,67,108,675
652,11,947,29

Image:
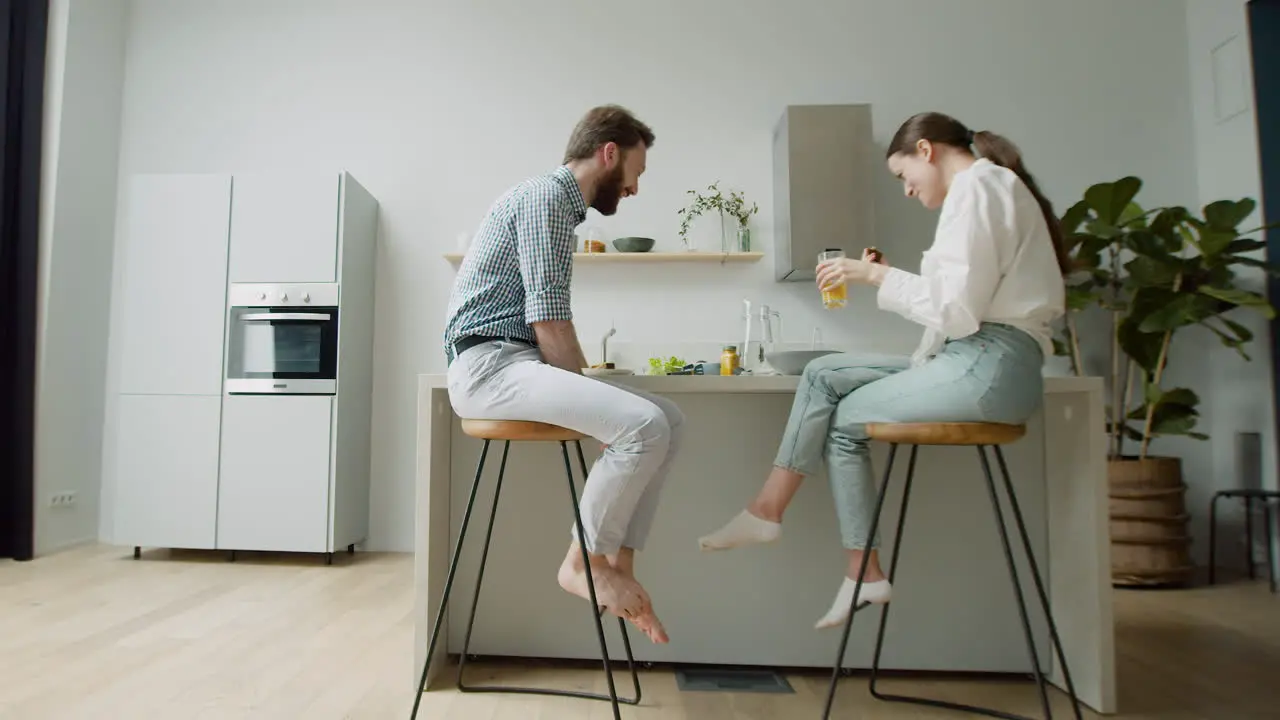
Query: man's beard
591,164,625,216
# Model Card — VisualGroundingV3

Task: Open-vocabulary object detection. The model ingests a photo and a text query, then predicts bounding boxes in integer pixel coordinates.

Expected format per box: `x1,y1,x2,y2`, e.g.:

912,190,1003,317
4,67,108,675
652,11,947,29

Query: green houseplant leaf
1224,238,1266,254
1137,294,1217,334
1123,255,1180,288
1084,177,1142,226
1197,286,1275,317
1061,200,1090,235
1204,198,1256,231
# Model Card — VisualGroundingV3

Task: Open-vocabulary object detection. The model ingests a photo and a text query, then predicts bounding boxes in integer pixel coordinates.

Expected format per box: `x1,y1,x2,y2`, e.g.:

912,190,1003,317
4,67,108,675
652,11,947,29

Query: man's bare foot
627,605,669,644
557,546,646,620
607,548,635,577
559,546,670,644
602,548,669,643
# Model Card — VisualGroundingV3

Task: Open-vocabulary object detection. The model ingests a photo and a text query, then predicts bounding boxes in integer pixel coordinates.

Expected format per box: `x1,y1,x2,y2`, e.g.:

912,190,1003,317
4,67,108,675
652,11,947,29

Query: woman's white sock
814,576,892,629
697,510,781,551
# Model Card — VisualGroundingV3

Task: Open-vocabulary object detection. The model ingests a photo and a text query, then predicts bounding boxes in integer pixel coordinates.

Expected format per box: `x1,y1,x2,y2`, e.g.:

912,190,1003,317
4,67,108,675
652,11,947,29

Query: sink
763,350,839,376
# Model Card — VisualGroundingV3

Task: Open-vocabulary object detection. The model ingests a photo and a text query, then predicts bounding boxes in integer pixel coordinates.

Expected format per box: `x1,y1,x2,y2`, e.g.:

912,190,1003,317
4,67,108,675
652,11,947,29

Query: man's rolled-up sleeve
514,191,575,324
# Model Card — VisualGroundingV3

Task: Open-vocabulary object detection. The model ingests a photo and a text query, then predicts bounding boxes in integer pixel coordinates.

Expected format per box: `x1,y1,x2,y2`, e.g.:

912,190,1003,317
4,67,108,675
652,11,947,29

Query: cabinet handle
240,312,332,322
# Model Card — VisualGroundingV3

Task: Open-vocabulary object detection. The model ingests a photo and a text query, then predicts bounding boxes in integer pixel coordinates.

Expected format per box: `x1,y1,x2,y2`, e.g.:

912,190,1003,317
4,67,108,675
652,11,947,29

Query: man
443,105,684,644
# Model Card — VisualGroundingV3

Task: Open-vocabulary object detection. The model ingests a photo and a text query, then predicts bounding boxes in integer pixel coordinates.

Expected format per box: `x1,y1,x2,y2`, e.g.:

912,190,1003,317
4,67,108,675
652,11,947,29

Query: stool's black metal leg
854,445,1066,720
410,439,492,720
868,445,919,700
1246,496,1256,580
821,443,900,720
442,440,640,712
457,441,512,691
980,445,1051,720
574,441,643,704
562,440,623,720
1209,492,1223,585
1264,499,1277,594
994,445,1084,720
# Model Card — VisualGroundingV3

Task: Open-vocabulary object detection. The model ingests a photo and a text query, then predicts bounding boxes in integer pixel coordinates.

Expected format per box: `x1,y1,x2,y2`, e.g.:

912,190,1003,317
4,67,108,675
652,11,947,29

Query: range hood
771,104,877,282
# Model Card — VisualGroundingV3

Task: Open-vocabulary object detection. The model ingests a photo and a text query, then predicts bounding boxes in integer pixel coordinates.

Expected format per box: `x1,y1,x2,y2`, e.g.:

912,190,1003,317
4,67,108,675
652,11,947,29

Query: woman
698,111,1067,630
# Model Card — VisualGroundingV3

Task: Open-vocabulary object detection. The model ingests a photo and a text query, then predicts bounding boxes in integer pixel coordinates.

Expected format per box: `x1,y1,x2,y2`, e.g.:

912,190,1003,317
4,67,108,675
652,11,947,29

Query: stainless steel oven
225,283,340,395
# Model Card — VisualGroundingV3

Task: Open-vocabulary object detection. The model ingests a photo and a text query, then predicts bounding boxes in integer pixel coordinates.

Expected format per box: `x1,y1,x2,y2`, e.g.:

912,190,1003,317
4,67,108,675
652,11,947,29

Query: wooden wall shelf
443,251,763,265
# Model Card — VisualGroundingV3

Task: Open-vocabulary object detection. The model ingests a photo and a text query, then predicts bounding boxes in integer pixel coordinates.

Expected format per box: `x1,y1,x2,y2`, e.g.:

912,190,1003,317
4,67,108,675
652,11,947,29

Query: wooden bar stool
821,422,1083,720
410,419,641,720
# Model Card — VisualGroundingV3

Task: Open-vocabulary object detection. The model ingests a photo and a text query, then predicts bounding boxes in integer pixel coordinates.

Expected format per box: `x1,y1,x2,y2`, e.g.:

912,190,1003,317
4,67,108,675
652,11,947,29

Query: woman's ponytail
971,130,1068,275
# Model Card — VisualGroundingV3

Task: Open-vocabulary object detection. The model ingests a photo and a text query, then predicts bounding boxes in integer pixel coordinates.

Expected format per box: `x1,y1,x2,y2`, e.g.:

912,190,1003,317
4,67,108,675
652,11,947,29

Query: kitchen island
414,372,1114,714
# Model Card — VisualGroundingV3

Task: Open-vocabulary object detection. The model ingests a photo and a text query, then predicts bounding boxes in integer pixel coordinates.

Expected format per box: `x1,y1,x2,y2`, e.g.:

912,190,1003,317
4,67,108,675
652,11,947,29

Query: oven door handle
239,312,332,322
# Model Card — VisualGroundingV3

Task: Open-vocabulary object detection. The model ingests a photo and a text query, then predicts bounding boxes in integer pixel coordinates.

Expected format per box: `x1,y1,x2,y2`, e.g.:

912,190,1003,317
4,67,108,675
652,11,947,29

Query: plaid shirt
444,166,587,356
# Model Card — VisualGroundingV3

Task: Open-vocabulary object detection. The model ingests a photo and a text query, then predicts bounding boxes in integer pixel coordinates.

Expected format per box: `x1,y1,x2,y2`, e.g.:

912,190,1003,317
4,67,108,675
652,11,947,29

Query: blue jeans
773,323,1045,550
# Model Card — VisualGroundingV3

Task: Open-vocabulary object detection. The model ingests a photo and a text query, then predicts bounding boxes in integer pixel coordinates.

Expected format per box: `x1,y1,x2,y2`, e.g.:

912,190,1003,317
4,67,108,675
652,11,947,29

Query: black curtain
0,0,48,562
1252,2,1280,467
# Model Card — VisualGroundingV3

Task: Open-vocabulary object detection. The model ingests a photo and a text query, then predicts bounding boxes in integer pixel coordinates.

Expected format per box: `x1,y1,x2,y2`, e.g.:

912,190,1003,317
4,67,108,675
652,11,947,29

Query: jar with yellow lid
720,345,740,376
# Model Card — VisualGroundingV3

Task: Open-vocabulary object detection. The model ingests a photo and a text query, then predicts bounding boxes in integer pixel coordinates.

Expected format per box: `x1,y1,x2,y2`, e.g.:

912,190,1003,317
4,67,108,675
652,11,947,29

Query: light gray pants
446,340,685,555
774,323,1045,550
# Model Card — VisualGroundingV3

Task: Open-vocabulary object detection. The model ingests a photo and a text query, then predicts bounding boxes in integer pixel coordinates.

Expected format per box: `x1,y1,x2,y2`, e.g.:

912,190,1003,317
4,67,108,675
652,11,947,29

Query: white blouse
876,158,1066,366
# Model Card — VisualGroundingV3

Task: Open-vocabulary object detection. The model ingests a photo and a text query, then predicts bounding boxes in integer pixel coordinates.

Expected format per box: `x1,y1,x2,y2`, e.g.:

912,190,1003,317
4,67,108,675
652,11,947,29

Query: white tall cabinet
104,172,378,560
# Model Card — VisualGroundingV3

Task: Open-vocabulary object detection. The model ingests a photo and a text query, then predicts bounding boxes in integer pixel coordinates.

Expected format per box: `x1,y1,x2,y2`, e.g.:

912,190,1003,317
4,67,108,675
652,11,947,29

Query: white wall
103,0,1197,552
1182,0,1275,571
35,0,129,555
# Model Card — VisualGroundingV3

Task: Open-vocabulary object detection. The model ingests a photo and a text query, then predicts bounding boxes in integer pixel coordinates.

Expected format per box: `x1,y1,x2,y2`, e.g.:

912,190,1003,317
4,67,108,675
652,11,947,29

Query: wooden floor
1,545,1276,719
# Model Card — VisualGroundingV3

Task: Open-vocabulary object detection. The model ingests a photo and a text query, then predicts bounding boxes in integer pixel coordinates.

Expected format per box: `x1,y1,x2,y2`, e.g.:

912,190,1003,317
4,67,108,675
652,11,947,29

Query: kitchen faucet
755,305,783,375
600,323,616,366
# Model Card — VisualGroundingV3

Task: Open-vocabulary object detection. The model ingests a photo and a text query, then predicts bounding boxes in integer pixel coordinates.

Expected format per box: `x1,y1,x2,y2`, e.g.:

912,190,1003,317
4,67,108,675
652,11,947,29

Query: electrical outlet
48,491,78,508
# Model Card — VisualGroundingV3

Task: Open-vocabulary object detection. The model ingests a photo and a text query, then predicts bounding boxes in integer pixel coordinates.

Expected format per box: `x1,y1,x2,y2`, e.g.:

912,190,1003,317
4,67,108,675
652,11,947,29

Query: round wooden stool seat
865,422,1026,446
460,419,587,442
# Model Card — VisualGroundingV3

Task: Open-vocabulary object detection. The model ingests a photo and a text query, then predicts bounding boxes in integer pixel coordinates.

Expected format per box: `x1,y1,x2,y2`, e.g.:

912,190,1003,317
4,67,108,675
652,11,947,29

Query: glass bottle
720,345,740,376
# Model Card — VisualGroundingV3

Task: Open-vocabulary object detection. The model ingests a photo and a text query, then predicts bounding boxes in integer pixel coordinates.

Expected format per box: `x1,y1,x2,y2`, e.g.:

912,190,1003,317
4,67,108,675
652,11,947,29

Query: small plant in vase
722,188,759,252
677,181,758,253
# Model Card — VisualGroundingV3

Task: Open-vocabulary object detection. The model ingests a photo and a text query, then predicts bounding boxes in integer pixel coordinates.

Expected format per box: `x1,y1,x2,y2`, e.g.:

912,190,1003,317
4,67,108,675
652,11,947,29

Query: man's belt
451,334,534,358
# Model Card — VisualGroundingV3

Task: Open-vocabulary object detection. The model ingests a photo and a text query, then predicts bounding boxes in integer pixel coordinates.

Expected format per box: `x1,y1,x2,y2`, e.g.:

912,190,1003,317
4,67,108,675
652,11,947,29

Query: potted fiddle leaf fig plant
1056,177,1278,459
1054,176,1280,587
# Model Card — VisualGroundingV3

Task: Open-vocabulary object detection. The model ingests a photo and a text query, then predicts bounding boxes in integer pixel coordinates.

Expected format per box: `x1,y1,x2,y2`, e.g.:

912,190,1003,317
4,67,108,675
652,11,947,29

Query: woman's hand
816,257,890,290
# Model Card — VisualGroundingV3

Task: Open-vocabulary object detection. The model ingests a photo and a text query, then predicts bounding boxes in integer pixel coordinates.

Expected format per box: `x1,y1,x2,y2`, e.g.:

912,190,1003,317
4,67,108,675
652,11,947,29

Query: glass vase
737,226,751,252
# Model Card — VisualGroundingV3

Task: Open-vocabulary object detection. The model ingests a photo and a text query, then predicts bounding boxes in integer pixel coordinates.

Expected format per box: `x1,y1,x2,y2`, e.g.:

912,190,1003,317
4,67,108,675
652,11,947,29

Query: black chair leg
978,445,1051,719
456,441,512,689
868,446,920,699
1264,499,1277,594
562,440,624,719
411,438,643,719
1246,497,1256,580
834,443,1083,720
410,439,494,720
821,443,905,719
1209,492,1223,585
450,440,640,717
573,442,643,703
992,445,1084,720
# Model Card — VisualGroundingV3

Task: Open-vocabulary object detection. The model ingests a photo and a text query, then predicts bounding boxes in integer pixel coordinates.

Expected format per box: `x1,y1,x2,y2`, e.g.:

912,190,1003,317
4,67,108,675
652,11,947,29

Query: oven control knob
302,292,311,303
257,292,267,301
280,292,289,302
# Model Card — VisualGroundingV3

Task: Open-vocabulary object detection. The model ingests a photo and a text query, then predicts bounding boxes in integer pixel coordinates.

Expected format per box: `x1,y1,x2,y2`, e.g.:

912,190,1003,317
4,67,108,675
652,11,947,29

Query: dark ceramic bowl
612,237,655,252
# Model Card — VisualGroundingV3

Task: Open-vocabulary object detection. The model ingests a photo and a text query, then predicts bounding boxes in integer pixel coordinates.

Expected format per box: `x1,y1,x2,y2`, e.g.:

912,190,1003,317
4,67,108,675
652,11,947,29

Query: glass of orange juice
818,248,847,309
